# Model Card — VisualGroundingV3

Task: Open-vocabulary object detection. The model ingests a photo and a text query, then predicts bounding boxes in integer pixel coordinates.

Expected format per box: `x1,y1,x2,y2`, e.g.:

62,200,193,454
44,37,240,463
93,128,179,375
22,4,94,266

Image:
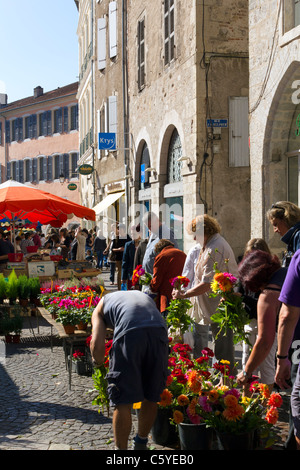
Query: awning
93,191,125,215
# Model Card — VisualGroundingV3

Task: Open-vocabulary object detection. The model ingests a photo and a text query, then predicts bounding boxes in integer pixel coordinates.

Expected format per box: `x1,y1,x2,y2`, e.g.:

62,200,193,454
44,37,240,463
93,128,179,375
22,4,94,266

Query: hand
275,358,291,389
236,371,248,386
172,289,185,299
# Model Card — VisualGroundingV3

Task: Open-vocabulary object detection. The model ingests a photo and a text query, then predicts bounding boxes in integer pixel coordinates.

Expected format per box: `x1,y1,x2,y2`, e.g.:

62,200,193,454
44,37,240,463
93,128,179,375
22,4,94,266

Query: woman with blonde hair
267,201,300,267
174,214,238,366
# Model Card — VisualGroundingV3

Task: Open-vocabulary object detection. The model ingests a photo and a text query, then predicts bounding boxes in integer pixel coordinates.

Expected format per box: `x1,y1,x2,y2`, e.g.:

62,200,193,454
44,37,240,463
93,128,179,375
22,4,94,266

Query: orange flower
258,384,271,399
187,370,202,394
173,410,184,424
214,273,233,293
159,389,173,407
223,404,245,421
265,406,279,425
267,393,283,409
224,394,238,408
177,394,189,406
187,397,198,416
207,389,219,403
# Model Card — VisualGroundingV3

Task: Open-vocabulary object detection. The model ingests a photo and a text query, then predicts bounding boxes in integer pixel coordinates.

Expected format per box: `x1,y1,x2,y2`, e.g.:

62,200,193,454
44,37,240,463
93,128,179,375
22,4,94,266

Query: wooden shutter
98,17,106,70
47,156,53,181
109,1,117,58
32,158,37,182
6,161,11,180
229,97,249,167
63,107,68,132
108,95,117,133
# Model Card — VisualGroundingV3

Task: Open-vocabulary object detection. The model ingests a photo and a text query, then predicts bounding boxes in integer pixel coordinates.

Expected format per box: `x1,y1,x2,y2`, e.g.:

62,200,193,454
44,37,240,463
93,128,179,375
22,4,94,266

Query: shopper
90,290,168,450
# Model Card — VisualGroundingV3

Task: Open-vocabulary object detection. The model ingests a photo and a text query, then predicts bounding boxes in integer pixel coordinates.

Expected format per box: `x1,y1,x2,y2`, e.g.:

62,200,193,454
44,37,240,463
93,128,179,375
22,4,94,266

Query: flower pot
5,334,13,343
12,334,21,343
63,324,76,334
178,423,213,450
216,431,254,450
76,322,87,331
151,408,178,446
19,299,29,307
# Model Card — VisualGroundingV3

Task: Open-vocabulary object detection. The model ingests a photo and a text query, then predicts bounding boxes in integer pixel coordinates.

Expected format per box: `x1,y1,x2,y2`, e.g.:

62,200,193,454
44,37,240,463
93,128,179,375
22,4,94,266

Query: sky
0,0,79,104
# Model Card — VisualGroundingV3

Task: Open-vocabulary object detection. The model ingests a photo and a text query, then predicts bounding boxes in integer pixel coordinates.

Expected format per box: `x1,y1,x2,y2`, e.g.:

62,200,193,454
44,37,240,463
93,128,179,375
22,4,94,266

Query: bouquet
91,338,113,417
166,276,193,337
209,262,251,345
131,265,152,287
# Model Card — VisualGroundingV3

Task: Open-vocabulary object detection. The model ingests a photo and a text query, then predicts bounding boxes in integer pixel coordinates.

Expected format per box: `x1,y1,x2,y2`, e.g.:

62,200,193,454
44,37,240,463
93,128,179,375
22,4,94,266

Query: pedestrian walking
121,225,141,289
90,290,169,450
93,230,107,269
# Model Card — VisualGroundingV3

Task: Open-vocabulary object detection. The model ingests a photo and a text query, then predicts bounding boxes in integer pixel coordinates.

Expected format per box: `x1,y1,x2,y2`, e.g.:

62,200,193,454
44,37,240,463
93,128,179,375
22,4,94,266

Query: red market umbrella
0,180,95,229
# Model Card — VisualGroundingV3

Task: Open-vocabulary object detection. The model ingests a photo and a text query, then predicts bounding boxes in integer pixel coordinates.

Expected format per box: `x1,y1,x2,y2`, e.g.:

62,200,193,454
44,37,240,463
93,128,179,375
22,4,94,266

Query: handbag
107,241,116,263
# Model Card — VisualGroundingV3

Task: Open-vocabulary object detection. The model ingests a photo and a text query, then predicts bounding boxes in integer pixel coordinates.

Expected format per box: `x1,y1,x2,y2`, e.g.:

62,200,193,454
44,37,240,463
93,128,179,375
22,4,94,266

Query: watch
242,370,250,379
276,354,288,359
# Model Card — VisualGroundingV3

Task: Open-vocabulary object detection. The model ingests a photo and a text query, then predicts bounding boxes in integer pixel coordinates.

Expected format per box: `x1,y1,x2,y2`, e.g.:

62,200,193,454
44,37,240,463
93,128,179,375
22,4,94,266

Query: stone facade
249,0,300,255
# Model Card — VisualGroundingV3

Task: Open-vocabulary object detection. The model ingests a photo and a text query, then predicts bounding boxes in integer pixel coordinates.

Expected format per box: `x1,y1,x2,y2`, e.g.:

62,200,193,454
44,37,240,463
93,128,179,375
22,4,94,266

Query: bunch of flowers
131,265,152,287
166,276,193,337
158,343,283,448
91,338,113,416
209,261,251,345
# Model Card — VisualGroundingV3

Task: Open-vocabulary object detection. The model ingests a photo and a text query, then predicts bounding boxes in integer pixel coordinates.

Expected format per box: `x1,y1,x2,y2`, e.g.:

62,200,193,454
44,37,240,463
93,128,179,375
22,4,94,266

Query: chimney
0,93,8,107
34,86,43,98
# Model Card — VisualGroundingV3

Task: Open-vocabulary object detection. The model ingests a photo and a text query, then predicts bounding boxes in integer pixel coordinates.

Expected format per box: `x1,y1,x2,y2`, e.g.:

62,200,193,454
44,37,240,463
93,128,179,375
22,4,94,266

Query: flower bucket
216,431,254,450
151,408,178,447
178,423,213,450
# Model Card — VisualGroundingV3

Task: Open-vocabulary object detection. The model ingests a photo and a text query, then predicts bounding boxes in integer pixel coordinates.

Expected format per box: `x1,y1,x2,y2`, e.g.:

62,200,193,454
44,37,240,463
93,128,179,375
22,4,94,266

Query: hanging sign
67,183,77,191
78,164,94,175
98,132,117,150
206,119,228,128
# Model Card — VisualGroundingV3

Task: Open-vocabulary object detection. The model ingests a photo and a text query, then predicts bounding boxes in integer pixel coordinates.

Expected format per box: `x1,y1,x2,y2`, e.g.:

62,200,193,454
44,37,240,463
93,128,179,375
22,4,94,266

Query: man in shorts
90,290,168,450
275,249,300,450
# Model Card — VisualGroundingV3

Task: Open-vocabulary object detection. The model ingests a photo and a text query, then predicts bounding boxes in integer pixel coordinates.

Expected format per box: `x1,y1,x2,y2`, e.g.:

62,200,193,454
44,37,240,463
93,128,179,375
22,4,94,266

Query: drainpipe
0,113,7,183
122,0,129,228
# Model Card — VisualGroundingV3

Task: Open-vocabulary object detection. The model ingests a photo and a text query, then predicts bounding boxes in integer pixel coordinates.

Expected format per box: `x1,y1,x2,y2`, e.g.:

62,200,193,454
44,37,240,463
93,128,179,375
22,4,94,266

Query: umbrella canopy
0,180,95,227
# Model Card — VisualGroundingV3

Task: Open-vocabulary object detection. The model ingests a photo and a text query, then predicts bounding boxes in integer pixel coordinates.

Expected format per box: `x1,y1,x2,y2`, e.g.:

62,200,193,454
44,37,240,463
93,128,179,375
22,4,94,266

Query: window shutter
32,158,37,182
59,154,64,176
229,97,249,167
108,95,117,133
5,121,10,143
0,122,2,145
47,110,52,135
47,156,53,181
32,114,37,138
109,1,117,58
19,160,24,183
63,153,70,178
6,161,11,180
98,17,106,70
63,107,69,132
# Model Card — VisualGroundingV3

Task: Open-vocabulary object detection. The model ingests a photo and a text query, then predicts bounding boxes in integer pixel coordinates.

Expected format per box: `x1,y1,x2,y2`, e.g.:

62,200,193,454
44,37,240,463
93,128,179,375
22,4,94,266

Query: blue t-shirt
102,290,167,342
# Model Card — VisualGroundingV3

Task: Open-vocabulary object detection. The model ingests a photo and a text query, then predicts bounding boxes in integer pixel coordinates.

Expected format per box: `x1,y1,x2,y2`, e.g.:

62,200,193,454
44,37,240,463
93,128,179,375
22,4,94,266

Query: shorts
291,363,300,439
106,327,169,406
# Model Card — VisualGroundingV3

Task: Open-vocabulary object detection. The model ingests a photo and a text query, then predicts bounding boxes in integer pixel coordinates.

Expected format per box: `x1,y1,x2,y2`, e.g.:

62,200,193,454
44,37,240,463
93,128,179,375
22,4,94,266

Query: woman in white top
173,215,238,367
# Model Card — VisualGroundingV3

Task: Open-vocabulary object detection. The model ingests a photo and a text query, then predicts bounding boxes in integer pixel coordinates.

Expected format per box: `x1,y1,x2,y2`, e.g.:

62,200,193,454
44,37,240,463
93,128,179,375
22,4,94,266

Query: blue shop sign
206,119,228,128
98,132,117,150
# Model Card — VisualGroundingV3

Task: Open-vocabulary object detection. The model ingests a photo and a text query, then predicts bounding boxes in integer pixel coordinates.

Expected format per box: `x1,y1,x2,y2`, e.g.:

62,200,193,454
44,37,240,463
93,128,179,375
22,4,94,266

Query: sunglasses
271,204,284,211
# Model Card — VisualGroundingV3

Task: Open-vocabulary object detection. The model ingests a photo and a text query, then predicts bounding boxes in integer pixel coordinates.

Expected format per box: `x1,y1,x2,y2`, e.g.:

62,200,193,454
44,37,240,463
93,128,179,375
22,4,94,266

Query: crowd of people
89,204,300,451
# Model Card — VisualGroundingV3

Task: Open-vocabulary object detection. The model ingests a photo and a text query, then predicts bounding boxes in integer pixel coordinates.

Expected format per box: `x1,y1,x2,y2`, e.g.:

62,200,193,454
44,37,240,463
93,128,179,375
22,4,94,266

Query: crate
27,261,55,278
58,269,74,279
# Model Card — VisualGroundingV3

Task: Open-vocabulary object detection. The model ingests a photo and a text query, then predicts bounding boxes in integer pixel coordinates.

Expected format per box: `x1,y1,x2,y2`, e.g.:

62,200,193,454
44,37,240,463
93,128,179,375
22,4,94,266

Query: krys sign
98,132,116,150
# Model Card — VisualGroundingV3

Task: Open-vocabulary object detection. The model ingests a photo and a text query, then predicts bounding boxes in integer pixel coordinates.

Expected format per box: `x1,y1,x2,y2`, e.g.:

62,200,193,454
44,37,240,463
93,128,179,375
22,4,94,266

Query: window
38,156,47,181
164,0,175,66
71,153,79,178
39,111,52,136
70,105,78,131
54,155,60,179
5,121,10,143
12,118,23,142
109,1,117,58
140,143,150,189
137,19,145,90
283,0,300,33
25,115,37,139
167,129,182,183
54,108,63,134
25,159,31,182
98,17,106,70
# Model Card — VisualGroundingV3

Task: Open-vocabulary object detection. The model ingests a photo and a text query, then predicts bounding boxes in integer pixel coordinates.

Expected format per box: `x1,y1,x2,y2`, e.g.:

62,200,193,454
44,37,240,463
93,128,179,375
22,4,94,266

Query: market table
37,307,92,390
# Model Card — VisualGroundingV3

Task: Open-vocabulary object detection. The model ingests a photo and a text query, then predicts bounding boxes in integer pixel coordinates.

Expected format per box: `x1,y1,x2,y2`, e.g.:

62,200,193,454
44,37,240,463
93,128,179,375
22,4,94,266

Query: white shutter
229,97,249,167
109,1,117,58
97,109,101,160
108,96,117,134
97,17,106,70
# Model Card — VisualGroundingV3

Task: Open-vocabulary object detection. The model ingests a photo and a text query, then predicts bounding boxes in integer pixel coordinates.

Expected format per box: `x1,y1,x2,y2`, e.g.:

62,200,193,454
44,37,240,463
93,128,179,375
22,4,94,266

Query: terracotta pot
5,334,13,343
76,322,87,331
12,334,21,344
19,299,29,307
63,324,76,334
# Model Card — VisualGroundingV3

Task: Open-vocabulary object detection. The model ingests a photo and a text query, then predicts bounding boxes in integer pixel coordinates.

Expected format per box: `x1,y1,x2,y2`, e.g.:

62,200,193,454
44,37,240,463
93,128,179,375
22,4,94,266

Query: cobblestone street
0,269,292,451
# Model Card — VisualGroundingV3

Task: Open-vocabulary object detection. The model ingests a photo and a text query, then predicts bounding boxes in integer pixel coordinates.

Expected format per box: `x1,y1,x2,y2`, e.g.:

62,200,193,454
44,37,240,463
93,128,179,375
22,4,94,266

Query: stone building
0,83,80,221
249,0,300,255
75,0,250,256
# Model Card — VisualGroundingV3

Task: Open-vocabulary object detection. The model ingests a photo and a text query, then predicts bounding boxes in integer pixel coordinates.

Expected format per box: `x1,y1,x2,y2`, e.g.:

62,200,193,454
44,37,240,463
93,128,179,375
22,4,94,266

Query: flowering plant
209,261,251,345
91,339,113,417
158,343,283,447
166,276,193,337
131,265,152,287
72,349,85,362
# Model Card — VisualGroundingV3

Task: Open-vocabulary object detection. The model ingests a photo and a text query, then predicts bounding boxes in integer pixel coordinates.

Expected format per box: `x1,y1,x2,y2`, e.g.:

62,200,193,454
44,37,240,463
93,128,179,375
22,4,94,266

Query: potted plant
0,313,15,343
71,349,89,375
28,277,41,306
55,308,80,334
11,314,23,343
6,270,19,305
17,275,30,307
0,274,7,304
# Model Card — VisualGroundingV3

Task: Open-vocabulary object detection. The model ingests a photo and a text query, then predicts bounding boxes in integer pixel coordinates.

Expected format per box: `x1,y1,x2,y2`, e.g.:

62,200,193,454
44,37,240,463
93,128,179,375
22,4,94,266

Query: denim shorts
106,327,168,406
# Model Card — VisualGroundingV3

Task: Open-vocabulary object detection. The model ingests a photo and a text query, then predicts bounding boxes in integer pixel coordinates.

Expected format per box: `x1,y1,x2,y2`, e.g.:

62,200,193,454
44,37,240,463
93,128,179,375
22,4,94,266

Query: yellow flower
211,279,219,293
223,404,245,421
220,359,230,365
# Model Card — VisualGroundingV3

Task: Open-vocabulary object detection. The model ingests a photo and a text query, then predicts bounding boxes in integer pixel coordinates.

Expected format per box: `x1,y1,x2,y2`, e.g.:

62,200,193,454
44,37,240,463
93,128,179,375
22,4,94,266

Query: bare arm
173,281,210,299
90,298,107,365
